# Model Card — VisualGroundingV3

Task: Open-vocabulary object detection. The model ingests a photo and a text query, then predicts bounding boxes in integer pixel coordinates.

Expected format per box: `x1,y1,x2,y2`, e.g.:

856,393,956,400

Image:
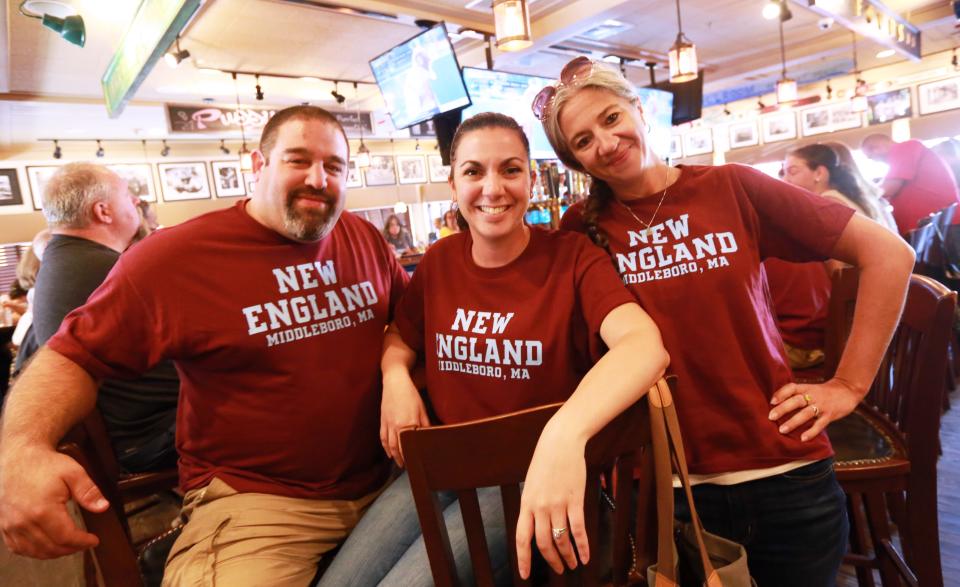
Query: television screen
653,73,703,125
637,87,674,159
369,23,471,130
461,67,557,159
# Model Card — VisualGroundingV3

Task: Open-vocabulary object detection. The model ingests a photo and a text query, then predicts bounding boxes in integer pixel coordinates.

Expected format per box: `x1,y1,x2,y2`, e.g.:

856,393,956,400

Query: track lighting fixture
52,140,62,159
415,138,422,151
160,140,170,157
95,140,104,158
219,139,230,155
331,81,346,105
825,79,833,100
164,37,190,68
255,75,264,101
723,104,731,116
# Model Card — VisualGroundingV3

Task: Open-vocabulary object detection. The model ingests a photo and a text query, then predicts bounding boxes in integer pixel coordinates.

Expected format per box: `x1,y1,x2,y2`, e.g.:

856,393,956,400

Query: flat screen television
369,23,472,130
637,87,674,159
653,72,704,125
461,67,557,160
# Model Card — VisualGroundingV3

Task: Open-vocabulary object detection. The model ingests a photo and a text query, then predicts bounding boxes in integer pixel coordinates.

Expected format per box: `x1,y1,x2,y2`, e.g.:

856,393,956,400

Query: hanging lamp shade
776,78,797,104
356,142,371,168
668,34,698,83
41,14,84,47
493,0,532,52
668,0,697,83
239,144,253,173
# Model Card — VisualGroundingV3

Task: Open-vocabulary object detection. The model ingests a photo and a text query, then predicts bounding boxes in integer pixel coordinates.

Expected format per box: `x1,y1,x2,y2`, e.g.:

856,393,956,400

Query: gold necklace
617,166,671,238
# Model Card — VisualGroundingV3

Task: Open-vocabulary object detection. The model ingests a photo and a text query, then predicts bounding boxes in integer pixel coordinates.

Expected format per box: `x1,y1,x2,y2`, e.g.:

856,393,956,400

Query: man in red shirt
861,133,960,235
0,106,408,584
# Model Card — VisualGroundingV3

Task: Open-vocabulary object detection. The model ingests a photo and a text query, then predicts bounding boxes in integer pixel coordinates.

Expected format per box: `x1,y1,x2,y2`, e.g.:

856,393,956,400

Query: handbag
645,378,756,587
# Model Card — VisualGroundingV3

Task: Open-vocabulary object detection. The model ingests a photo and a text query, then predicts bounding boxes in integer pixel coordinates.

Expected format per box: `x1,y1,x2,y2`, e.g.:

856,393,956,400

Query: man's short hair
259,105,350,162
42,163,120,229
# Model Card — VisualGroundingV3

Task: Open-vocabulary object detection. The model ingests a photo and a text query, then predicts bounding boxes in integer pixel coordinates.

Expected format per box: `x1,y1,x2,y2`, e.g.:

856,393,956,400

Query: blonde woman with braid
536,57,914,586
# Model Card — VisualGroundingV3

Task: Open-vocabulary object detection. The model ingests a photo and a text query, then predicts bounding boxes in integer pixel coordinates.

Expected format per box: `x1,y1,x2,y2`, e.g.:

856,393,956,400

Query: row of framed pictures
0,161,252,210
0,153,454,211
351,154,450,188
669,75,960,159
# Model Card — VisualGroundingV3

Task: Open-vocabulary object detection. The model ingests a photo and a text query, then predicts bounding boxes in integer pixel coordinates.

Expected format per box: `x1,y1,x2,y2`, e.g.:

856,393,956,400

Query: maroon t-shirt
762,259,831,351
48,201,408,499
394,228,634,424
886,140,960,234
561,164,854,475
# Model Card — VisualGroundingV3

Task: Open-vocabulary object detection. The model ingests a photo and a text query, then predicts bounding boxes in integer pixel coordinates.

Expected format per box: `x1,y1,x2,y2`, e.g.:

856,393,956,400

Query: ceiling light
775,16,796,105
668,0,698,83
356,141,371,168
415,138,422,151
219,139,230,155
95,139,104,158
52,140,61,159
762,1,781,20
876,49,896,59
160,140,170,157
255,74,264,101
493,0,533,52
331,81,346,104
239,143,253,173
164,37,190,68
19,1,85,47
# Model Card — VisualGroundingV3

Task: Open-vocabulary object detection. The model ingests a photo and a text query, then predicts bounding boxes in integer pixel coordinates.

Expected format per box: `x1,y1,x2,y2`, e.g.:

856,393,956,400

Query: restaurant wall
0,138,452,244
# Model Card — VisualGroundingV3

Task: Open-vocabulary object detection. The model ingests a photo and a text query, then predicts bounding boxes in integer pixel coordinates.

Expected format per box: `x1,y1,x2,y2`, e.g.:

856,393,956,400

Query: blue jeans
316,471,509,586
672,458,848,587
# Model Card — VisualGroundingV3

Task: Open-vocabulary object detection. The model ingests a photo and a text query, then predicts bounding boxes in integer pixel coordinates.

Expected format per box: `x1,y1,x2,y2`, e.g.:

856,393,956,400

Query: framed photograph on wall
157,162,211,201
669,136,683,160
244,172,258,195
396,155,427,185
107,164,157,202
867,88,912,125
346,160,363,188
830,102,863,131
26,165,59,210
210,161,246,198
728,121,759,149
761,112,797,143
683,129,713,156
0,169,24,207
364,155,397,187
800,105,831,137
918,77,960,115
427,154,450,183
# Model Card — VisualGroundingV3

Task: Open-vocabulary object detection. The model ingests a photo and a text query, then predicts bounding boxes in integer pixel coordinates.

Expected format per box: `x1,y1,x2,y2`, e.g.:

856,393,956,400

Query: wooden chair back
400,398,652,587
825,269,956,587
57,409,178,587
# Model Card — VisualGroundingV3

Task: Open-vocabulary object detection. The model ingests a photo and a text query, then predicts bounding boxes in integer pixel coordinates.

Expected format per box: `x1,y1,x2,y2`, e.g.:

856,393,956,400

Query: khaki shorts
162,478,382,587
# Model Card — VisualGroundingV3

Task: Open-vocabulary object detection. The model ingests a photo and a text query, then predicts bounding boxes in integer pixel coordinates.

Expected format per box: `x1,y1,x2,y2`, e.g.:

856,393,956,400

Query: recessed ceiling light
876,49,896,59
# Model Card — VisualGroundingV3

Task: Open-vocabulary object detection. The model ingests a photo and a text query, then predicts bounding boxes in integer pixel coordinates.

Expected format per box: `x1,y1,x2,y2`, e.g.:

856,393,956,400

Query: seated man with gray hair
30,162,179,472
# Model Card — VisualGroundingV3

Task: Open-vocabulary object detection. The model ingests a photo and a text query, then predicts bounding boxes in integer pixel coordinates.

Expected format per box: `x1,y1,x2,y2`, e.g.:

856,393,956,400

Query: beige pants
162,478,381,587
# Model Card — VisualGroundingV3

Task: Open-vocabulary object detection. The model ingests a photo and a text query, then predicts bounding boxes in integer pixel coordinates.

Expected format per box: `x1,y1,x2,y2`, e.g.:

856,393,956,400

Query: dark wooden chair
825,269,956,587
57,409,179,587
400,397,653,587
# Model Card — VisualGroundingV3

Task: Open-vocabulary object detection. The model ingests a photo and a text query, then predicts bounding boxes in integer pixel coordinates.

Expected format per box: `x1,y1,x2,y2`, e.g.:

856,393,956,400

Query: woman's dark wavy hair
789,144,878,221
447,112,532,231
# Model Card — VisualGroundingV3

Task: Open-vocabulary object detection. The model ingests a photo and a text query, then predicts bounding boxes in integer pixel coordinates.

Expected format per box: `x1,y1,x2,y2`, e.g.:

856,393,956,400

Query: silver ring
551,527,567,541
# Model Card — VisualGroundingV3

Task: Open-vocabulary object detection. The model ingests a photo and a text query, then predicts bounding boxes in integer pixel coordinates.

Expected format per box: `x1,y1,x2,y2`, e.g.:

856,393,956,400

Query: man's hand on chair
0,445,108,558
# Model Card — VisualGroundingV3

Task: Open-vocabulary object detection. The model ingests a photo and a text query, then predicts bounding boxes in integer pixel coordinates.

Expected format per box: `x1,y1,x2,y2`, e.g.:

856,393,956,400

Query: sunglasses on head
531,56,596,121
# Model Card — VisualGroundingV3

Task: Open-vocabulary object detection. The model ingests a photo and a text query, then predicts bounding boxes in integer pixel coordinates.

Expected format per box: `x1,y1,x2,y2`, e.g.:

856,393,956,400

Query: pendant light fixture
850,32,868,113
775,14,797,105
232,73,253,172
492,0,532,52
668,0,698,83
354,82,370,168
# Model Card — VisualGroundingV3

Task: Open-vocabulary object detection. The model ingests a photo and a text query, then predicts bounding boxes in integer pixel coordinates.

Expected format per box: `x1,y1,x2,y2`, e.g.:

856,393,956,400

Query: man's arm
880,178,905,200
0,347,109,559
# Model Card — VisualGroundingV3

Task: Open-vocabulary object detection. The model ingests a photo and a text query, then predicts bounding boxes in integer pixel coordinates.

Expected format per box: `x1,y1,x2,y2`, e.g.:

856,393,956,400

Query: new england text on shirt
241,260,379,347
